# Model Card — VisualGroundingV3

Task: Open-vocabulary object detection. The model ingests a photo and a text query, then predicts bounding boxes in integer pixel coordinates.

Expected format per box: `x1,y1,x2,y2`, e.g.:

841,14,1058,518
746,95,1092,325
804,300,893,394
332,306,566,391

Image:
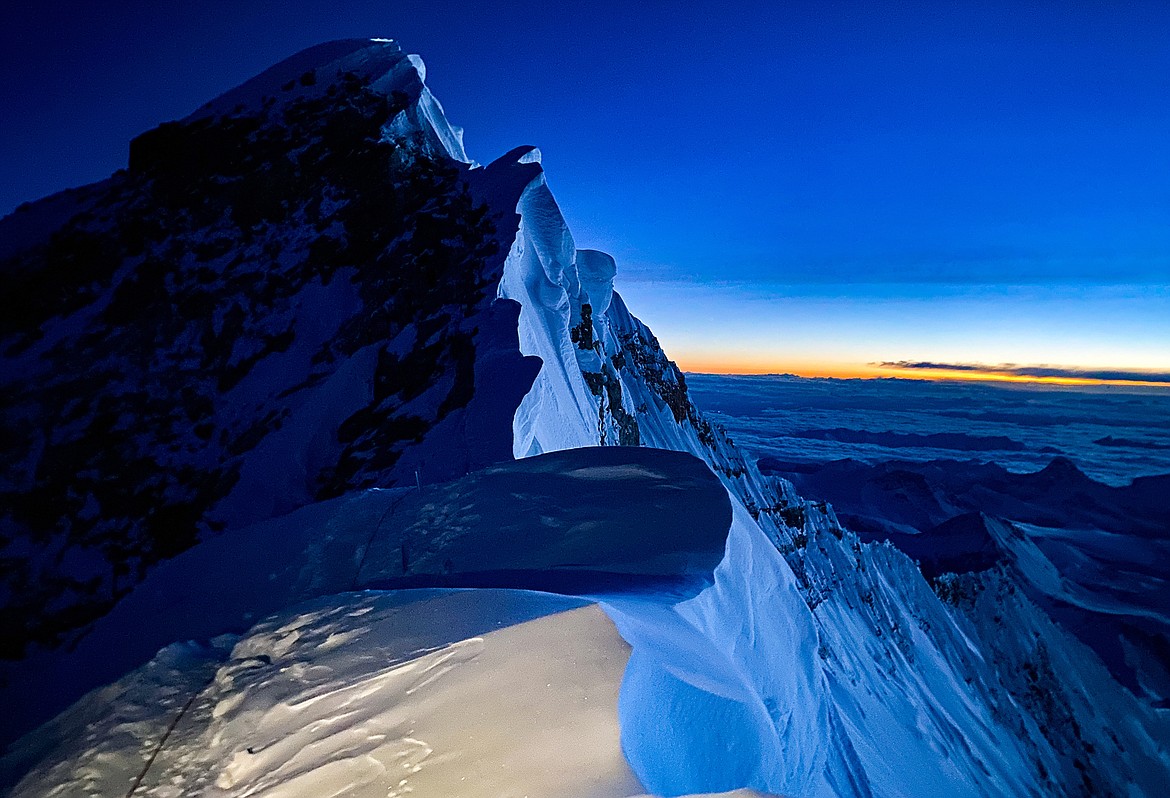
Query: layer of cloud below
876,361,1170,384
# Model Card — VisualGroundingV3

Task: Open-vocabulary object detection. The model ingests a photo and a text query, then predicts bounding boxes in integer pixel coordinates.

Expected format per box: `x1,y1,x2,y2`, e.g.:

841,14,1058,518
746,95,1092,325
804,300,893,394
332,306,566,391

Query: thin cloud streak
879,361,985,373
876,361,1170,384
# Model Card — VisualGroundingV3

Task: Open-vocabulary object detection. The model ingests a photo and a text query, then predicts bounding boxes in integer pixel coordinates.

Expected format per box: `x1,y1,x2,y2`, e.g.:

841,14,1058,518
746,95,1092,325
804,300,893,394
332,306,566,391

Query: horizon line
679,365,1170,390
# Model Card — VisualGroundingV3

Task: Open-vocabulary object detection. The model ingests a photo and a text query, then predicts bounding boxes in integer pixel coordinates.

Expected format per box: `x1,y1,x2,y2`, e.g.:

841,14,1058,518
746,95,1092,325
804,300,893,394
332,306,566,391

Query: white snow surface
1,447,767,798
497,167,600,456
605,502,827,796
4,592,771,797
5,589,642,798
0,446,730,753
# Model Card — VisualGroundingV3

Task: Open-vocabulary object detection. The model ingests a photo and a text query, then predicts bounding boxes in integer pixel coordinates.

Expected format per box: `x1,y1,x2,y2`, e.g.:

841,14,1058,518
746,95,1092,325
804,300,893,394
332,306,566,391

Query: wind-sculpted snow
0,446,730,751
607,503,828,796
4,588,777,798
0,640,230,798
3,590,643,798
190,39,470,163
479,67,1170,795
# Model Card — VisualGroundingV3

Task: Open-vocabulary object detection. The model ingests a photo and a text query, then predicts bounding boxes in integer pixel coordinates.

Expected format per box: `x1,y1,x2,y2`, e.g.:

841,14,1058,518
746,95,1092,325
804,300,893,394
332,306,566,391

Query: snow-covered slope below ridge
1,447,740,798
1,38,1167,798
479,54,1169,798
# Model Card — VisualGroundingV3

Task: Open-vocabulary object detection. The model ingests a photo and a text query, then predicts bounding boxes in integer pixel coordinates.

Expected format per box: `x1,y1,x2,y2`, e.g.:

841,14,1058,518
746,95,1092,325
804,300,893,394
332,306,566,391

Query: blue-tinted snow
5,37,1169,797
689,372,1170,711
0,446,730,751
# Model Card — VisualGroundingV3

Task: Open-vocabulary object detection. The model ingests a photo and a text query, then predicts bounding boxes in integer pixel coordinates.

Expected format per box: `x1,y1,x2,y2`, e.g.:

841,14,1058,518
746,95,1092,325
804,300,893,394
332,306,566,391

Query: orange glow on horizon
680,358,878,381
675,355,1170,389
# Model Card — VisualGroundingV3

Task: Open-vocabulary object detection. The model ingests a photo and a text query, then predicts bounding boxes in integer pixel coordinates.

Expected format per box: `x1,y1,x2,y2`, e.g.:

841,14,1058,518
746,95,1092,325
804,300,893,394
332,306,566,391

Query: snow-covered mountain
0,40,538,658
1,38,1167,797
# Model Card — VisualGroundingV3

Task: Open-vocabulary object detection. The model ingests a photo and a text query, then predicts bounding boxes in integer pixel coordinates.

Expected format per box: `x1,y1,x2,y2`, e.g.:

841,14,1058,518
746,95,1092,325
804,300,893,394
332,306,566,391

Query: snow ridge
474,62,1170,796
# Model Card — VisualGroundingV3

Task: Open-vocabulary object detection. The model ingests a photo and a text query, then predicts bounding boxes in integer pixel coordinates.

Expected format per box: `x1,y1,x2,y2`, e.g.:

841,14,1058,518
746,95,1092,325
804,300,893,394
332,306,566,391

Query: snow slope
0,447,760,798
0,446,730,755
189,39,470,163
761,455,1170,705
0,37,536,657
4,589,641,798
607,504,827,796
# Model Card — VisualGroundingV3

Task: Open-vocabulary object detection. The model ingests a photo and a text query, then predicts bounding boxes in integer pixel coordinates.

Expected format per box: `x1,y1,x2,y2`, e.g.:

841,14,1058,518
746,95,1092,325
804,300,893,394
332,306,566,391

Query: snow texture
5,589,644,798
474,57,1170,795
1,446,730,752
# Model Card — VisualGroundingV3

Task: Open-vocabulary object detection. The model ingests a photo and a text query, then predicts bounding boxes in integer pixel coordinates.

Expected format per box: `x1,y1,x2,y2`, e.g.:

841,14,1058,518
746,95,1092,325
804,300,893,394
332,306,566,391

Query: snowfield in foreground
1,447,771,797
0,446,730,749
7,590,643,798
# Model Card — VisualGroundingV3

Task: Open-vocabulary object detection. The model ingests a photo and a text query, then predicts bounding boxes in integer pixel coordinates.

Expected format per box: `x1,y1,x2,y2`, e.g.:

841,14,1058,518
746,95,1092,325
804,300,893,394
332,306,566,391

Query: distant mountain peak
1035,455,1088,482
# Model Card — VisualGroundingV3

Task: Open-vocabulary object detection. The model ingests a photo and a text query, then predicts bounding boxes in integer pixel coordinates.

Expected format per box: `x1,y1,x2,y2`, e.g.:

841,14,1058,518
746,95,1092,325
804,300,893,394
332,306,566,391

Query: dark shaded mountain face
760,454,1170,702
874,512,1004,580
0,42,540,657
4,40,1169,798
758,455,1168,538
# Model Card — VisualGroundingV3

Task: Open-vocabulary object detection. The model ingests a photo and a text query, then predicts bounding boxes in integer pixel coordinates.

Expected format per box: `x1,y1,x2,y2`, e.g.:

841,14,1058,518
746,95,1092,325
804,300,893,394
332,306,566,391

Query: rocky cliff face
2,38,1167,798
0,40,539,656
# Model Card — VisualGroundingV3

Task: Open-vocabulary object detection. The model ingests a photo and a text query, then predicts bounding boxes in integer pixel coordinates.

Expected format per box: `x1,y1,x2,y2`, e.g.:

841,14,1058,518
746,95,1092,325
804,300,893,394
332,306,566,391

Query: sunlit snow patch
1,447,731,757
4,589,648,797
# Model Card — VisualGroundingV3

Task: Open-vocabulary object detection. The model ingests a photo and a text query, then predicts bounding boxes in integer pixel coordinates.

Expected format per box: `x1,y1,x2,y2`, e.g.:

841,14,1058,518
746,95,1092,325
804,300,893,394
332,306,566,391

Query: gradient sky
2,1,1168,383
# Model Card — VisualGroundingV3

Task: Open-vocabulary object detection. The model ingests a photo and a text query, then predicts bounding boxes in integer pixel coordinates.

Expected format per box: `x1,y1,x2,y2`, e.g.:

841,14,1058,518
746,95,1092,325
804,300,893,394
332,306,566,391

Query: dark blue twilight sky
2,2,1168,380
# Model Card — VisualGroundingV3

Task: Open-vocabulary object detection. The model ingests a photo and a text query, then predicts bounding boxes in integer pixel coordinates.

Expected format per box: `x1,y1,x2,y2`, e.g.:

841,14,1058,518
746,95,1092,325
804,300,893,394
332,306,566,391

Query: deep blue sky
3,1,1168,379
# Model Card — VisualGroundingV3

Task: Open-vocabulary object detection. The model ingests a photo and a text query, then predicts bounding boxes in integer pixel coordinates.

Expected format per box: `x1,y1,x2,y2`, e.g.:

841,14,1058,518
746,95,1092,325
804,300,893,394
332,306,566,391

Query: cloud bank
876,361,1170,384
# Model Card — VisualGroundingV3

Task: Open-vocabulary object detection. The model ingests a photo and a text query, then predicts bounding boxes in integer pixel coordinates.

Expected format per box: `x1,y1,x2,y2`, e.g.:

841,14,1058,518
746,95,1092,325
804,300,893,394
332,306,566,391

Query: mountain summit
1,38,536,655
2,39,1167,798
